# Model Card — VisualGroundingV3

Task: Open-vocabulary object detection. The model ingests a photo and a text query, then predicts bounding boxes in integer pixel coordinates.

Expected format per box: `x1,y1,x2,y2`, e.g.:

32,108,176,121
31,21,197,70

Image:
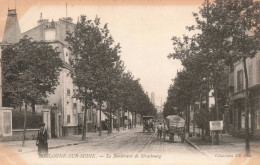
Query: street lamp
224,103,230,134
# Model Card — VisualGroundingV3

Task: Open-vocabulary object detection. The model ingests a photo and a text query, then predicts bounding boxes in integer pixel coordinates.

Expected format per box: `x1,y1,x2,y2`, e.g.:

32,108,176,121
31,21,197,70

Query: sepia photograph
0,0,259,165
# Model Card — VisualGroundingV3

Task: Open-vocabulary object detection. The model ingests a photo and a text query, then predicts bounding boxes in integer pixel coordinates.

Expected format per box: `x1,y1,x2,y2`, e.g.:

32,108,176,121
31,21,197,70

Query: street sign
209,121,223,131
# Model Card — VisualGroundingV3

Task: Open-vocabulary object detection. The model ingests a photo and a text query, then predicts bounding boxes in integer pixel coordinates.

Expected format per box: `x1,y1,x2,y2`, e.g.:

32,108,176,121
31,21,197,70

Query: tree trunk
128,110,129,130
32,102,35,112
193,103,195,136
99,103,102,136
82,99,87,140
243,57,250,155
214,87,220,145
188,106,190,133
122,108,125,130
117,109,120,132
199,92,203,136
135,111,137,128
109,103,112,134
131,111,133,129
186,106,190,132
22,103,27,147
206,82,210,136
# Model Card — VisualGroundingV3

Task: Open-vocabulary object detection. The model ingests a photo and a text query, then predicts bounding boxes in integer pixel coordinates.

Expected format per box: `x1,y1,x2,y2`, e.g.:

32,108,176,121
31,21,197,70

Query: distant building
151,92,155,106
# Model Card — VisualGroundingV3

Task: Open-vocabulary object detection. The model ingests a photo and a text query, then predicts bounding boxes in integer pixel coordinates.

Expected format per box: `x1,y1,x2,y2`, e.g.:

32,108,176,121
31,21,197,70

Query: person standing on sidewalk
92,123,97,133
36,122,48,156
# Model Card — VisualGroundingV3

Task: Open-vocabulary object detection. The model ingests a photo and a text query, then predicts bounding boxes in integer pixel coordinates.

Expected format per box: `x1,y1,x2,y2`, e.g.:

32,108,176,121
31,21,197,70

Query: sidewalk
185,133,260,160
1,126,140,155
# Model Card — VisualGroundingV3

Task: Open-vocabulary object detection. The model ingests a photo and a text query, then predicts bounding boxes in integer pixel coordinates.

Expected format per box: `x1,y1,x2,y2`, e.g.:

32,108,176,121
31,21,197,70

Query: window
64,48,70,63
241,112,245,129
67,115,70,124
237,70,243,92
82,106,85,112
67,89,70,96
65,52,69,63
249,64,253,86
73,103,77,109
88,109,91,121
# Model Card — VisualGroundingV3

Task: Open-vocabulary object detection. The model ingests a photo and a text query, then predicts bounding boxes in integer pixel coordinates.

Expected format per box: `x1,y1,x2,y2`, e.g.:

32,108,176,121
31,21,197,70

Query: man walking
36,122,48,156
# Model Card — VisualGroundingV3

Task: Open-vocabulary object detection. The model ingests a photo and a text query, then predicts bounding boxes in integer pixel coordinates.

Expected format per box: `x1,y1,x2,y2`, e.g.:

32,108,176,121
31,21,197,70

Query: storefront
229,87,260,138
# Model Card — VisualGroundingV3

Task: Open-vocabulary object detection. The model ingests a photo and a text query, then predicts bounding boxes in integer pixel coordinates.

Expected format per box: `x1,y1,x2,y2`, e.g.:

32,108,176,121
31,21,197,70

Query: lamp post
224,103,230,134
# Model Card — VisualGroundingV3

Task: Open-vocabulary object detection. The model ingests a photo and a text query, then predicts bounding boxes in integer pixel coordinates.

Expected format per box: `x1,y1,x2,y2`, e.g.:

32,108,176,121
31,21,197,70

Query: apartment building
228,53,260,138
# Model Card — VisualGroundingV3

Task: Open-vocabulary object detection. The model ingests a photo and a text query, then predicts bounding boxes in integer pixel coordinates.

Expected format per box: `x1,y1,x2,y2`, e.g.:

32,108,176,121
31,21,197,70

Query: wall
1,129,39,141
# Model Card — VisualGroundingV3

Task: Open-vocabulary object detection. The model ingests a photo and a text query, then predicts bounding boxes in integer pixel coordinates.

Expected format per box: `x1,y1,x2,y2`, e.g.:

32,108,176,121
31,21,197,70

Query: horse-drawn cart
143,116,155,132
163,115,185,142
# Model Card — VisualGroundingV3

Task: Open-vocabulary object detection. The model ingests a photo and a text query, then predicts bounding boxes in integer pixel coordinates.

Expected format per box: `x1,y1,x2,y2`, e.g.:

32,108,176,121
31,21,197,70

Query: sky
2,1,201,106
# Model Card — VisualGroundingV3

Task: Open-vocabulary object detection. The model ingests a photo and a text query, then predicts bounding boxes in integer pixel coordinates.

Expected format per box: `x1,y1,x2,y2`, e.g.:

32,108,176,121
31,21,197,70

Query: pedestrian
92,123,97,133
157,122,163,138
36,122,48,156
129,120,132,129
78,123,82,134
128,119,131,129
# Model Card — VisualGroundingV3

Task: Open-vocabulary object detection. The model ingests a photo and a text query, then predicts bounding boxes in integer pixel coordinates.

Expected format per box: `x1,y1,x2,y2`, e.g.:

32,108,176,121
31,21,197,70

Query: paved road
19,127,214,165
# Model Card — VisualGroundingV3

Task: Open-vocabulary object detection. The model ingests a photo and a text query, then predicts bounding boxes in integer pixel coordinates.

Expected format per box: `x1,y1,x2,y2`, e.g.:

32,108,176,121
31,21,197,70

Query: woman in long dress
36,122,48,156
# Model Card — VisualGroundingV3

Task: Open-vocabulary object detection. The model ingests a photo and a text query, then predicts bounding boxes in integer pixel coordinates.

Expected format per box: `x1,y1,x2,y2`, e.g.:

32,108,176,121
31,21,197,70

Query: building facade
228,53,260,138
0,9,96,139
20,17,87,137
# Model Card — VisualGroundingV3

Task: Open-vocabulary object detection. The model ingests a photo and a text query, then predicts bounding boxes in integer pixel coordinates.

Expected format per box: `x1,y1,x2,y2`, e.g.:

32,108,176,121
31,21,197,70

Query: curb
185,138,212,159
19,127,138,154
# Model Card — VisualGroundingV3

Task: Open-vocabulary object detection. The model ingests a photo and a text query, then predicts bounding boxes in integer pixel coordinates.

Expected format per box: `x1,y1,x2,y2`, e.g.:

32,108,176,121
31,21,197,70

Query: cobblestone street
10,127,239,165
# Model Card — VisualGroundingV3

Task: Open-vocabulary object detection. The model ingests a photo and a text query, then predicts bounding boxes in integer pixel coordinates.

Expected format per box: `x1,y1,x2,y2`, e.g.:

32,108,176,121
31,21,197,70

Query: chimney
2,9,21,44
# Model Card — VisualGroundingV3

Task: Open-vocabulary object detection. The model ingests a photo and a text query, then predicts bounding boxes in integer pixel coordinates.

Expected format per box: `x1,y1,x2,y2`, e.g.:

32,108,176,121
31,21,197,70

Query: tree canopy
2,36,63,109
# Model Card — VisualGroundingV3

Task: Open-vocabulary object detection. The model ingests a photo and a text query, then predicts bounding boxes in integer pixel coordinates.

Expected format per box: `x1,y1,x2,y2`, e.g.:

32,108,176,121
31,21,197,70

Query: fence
12,111,43,129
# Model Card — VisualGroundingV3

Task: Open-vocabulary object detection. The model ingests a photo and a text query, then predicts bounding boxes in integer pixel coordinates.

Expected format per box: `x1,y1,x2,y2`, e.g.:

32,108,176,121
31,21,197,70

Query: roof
2,9,21,44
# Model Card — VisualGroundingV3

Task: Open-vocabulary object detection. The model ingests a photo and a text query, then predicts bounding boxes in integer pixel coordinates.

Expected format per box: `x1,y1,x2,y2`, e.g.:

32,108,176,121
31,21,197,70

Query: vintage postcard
0,0,259,165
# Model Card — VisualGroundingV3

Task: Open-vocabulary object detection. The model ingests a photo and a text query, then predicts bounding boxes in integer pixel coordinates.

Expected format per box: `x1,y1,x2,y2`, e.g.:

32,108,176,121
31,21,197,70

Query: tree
118,71,157,128
168,0,259,148
219,0,260,154
191,0,259,151
2,36,62,146
168,0,238,143
66,16,122,139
